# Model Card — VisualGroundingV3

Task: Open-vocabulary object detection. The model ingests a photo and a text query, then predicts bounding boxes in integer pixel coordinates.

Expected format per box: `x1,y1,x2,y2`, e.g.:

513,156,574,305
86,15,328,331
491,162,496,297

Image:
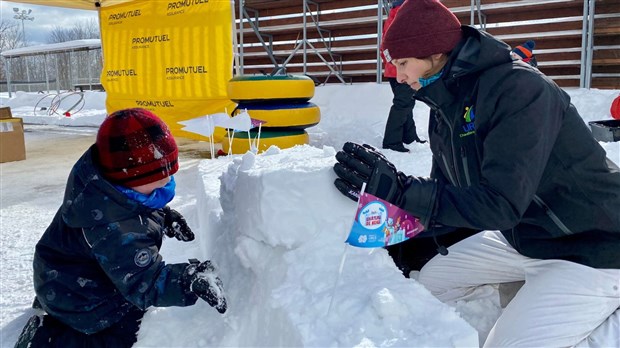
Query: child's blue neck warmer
419,68,444,88
115,176,176,209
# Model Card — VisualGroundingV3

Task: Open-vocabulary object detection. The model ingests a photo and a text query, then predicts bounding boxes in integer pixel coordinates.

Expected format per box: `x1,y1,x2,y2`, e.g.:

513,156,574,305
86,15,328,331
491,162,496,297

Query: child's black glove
333,142,409,204
186,259,227,314
163,207,195,241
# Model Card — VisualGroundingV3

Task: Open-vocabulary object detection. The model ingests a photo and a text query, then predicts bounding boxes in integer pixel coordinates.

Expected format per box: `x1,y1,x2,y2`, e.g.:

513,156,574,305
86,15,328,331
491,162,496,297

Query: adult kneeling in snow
333,0,620,346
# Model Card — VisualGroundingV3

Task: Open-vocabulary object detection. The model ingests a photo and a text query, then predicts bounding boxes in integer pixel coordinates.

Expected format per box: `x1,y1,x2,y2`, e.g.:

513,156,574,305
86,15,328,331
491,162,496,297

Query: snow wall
195,145,478,347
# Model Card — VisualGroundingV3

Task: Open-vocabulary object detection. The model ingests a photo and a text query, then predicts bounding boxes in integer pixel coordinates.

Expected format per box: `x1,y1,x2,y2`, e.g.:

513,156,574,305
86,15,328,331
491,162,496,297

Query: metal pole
231,0,240,76
303,0,308,75
579,0,589,88
376,0,383,83
239,0,244,75
44,54,50,93
6,59,12,98
55,56,60,94
88,51,93,90
26,57,31,92
13,8,34,45
95,5,106,91
470,0,475,26
68,52,73,91
585,0,595,89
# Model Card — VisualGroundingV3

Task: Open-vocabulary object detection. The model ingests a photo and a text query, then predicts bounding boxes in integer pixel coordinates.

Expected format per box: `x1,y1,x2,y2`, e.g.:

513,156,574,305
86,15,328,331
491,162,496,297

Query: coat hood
60,145,151,228
445,26,513,81
414,26,514,106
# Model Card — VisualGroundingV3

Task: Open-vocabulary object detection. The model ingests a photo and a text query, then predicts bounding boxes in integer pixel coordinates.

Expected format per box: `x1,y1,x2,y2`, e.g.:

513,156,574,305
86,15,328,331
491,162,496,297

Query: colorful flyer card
346,191,425,248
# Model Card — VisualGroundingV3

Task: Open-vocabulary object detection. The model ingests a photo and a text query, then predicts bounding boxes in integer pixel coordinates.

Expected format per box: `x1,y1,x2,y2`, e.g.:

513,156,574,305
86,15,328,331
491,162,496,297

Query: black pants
383,78,419,147
16,307,145,348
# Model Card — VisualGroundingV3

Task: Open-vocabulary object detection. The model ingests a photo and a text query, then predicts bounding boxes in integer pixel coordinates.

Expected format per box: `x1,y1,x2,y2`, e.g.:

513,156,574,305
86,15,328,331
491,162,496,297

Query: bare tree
0,20,22,85
0,20,21,51
48,18,99,43
47,18,101,90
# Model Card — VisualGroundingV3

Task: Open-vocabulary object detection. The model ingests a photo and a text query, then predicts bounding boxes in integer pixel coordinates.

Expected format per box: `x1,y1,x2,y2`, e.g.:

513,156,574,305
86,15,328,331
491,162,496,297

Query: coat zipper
436,108,463,187
439,151,458,186
532,195,572,235
82,228,93,248
460,146,472,186
415,96,462,187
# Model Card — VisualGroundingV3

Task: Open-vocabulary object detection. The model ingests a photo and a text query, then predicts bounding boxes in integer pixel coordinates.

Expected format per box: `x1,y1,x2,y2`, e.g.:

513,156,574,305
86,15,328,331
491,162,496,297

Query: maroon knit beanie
382,0,463,61
96,108,178,187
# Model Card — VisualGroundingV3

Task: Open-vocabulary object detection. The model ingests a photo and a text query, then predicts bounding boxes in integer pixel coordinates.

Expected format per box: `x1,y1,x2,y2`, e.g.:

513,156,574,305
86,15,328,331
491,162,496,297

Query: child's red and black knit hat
95,108,178,187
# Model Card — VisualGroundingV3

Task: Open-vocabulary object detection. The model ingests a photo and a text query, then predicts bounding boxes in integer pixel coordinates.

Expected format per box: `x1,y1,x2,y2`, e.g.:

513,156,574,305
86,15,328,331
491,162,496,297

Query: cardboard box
0,118,26,163
0,107,12,119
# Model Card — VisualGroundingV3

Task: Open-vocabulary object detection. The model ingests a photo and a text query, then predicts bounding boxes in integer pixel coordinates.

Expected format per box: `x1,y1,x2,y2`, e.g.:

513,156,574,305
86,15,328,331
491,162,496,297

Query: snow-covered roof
1,39,101,58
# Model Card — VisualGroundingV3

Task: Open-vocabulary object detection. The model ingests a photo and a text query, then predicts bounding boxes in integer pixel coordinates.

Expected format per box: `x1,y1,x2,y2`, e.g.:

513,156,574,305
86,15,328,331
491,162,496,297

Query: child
16,108,226,348
511,40,538,67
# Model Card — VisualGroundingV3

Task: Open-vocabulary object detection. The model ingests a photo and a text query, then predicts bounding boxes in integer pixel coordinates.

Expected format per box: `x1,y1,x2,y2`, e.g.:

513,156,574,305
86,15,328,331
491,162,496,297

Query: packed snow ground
1,84,619,347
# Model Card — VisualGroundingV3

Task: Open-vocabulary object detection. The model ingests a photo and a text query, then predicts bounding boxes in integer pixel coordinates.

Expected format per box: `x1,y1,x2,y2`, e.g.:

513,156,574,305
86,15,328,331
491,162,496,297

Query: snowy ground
1,84,618,347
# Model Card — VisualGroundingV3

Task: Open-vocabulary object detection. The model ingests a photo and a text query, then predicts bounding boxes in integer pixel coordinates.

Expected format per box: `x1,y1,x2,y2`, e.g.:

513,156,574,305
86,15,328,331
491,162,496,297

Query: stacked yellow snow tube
233,102,320,129
224,75,320,154
227,75,315,103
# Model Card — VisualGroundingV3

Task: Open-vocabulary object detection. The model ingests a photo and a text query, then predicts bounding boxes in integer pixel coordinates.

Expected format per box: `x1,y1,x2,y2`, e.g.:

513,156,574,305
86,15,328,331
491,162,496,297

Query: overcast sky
1,1,98,46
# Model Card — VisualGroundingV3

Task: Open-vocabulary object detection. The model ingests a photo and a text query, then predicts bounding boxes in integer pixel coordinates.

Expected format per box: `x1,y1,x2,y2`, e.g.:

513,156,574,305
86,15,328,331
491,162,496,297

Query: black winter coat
402,26,620,269
33,146,198,334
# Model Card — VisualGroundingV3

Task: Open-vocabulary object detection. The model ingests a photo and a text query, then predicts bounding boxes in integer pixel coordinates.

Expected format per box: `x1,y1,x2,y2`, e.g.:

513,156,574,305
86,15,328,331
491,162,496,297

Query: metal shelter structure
235,0,620,89
1,39,102,97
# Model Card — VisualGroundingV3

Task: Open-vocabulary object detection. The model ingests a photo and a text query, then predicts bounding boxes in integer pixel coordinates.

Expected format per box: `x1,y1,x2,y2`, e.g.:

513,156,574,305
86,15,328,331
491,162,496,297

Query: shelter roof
6,0,135,10
1,39,101,58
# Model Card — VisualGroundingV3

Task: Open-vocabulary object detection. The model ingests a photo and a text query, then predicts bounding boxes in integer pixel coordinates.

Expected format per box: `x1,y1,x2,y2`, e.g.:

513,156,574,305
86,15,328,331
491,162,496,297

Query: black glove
163,207,195,242
186,259,227,314
333,142,409,204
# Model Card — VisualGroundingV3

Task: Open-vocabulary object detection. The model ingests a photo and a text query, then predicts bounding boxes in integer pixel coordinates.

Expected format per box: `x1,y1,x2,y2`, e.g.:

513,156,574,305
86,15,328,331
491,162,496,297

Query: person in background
381,0,426,153
332,0,620,346
16,108,227,348
511,40,538,67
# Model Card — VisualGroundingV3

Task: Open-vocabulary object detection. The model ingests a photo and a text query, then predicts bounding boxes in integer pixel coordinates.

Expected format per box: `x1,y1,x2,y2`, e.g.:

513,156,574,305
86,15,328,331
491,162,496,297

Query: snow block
203,144,478,347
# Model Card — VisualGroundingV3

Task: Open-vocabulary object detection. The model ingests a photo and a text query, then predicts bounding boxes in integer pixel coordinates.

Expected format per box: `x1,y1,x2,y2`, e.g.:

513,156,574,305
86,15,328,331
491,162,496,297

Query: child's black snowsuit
30,146,198,339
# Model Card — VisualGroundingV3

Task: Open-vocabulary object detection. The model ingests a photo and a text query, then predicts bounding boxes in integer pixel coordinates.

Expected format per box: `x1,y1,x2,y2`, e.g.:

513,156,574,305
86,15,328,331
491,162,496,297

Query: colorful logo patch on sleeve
134,248,152,267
